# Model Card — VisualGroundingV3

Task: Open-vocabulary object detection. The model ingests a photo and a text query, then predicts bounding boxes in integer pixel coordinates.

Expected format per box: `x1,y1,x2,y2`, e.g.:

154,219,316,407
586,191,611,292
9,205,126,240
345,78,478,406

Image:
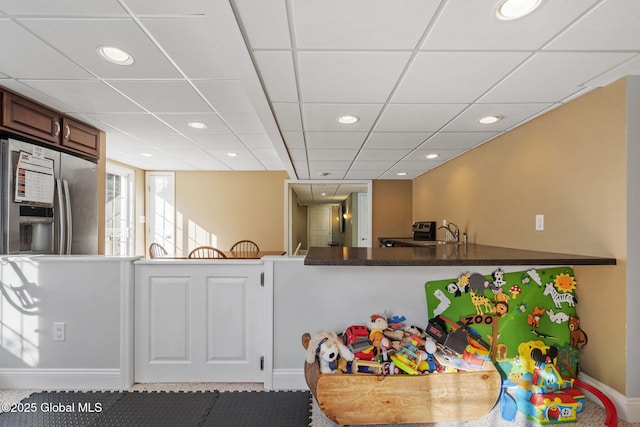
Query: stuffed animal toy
305,331,354,374
367,314,391,358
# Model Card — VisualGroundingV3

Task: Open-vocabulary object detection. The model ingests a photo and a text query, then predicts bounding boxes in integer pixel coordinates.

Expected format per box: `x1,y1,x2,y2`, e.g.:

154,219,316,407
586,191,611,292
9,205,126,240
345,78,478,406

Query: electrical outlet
535,214,544,231
52,322,65,341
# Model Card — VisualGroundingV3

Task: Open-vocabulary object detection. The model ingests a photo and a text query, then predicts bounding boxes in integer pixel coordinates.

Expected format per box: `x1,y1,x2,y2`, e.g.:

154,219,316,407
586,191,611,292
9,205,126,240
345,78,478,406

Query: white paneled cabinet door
135,263,264,382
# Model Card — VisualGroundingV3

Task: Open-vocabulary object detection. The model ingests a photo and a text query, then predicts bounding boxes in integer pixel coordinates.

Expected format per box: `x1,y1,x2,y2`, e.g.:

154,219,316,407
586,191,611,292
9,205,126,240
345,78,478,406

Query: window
105,164,135,256
146,172,175,255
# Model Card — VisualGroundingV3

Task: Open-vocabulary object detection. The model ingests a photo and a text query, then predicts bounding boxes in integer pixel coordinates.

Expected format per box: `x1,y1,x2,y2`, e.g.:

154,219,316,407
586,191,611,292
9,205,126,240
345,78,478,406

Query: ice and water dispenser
18,205,55,253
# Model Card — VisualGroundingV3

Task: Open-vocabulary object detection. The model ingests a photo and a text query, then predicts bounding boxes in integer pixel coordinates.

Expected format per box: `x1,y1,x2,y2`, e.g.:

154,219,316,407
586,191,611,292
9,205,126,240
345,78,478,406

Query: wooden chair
149,243,168,259
230,240,260,254
188,246,227,259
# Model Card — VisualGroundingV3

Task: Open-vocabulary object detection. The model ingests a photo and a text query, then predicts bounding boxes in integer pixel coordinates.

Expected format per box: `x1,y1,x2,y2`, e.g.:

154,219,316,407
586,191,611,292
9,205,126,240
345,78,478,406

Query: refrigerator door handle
63,180,72,255
56,179,66,254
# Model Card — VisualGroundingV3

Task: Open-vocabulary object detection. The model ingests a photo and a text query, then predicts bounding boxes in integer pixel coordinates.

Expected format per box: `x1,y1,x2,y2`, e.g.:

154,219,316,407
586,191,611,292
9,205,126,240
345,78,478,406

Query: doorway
105,164,134,256
285,180,372,254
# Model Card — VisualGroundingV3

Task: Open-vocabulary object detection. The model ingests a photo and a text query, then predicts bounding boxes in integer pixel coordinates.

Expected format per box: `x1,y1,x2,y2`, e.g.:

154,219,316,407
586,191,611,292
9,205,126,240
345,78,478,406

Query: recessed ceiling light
496,0,542,20
321,193,327,196
478,115,502,124
97,45,134,65
426,153,440,160
140,153,153,158
396,172,408,176
337,115,359,125
227,152,238,157
188,122,208,129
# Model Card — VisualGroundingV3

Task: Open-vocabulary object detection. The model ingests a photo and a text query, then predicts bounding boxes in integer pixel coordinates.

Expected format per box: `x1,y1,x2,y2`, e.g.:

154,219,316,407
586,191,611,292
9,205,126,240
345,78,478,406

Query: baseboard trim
579,372,640,423
270,369,307,391
0,369,129,390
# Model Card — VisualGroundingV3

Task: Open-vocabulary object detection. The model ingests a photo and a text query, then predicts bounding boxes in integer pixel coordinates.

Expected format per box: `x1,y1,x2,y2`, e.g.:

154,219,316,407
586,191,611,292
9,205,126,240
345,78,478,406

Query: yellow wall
412,78,627,393
174,170,288,255
96,132,106,255
372,180,413,243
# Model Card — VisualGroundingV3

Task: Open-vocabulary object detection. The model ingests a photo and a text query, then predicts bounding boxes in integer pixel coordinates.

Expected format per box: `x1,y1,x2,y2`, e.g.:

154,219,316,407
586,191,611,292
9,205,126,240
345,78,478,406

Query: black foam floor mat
201,390,312,427
0,390,311,427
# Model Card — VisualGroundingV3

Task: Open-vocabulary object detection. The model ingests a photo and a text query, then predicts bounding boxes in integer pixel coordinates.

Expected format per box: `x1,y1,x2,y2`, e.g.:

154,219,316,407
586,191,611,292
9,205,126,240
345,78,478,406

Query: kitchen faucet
438,222,460,242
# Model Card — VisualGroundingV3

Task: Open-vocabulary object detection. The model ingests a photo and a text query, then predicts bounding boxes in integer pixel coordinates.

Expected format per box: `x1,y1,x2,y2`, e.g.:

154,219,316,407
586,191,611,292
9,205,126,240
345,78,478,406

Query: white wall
0,256,135,389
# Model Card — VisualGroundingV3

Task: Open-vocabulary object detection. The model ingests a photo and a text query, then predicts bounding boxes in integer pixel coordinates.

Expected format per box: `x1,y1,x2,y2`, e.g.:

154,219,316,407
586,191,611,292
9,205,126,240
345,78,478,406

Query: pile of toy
304,312,494,376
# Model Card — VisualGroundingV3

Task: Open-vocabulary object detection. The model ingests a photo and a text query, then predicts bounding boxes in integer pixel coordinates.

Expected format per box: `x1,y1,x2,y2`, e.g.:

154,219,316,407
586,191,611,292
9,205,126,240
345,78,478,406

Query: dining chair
230,240,260,254
149,242,168,259
188,246,227,259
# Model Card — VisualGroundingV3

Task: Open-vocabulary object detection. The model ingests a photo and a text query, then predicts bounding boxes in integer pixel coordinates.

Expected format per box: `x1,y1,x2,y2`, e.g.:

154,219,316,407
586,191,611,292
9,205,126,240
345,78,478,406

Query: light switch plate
535,214,544,231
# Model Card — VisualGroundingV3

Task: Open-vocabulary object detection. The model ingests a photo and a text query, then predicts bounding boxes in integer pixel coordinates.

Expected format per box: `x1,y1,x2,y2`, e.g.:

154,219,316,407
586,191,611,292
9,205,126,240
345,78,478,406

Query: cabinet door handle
53,121,61,136
64,124,70,139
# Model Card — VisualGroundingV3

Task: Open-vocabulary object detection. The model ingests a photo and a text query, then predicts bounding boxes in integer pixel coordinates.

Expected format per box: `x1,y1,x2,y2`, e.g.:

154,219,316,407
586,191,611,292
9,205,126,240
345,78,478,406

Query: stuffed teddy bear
367,314,391,358
305,331,354,374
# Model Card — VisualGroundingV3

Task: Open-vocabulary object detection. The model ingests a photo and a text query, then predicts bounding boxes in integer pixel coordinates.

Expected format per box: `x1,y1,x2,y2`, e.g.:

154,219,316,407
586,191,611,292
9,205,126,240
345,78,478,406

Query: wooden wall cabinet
61,117,100,157
1,90,62,145
1,88,100,159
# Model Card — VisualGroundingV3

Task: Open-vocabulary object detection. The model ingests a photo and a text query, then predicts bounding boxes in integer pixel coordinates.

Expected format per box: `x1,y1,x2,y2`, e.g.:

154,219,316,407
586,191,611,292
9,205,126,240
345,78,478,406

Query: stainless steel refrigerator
1,138,98,255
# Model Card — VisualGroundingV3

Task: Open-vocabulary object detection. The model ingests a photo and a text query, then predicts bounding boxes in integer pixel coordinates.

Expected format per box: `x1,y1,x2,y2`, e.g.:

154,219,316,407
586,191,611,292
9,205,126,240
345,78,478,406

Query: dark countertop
304,244,617,266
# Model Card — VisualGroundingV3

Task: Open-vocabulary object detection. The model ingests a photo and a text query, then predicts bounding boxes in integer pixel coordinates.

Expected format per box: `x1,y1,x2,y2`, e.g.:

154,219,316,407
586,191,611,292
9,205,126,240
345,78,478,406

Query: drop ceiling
1,0,639,183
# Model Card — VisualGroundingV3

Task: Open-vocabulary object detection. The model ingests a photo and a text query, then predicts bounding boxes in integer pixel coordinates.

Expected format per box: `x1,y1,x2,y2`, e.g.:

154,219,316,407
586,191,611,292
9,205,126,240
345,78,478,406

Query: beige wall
372,180,413,243
174,171,288,255
412,78,627,393
96,132,106,255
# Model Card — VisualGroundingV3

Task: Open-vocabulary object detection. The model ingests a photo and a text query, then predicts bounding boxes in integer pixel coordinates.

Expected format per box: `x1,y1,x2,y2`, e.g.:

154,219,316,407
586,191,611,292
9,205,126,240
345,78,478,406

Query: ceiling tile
307,149,358,161
132,133,193,148
253,51,298,102
0,21,93,79
289,149,307,162
292,0,438,49
252,149,284,169
393,52,530,103
305,132,368,150
443,103,554,132
0,79,74,112
87,112,173,134
420,132,500,150
480,52,636,103
188,134,244,150
545,0,640,51
155,113,232,134
281,131,305,149
193,80,256,113
220,112,267,134
108,80,211,113
141,15,248,79
23,80,144,113
301,103,383,132
162,149,231,170
297,52,411,103
402,149,462,163
0,0,126,15
363,132,431,149
125,0,206,16
422,0,599,50
232,0,291,49
273,103,303,131
356,149,411,162
345,170,386,180
375,104,468,132
19,18,181,79
238,134,273,149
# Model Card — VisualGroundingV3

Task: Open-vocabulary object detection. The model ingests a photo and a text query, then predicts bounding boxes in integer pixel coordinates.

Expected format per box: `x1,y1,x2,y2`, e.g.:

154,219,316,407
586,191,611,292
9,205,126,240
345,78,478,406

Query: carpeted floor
1,383,638,426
